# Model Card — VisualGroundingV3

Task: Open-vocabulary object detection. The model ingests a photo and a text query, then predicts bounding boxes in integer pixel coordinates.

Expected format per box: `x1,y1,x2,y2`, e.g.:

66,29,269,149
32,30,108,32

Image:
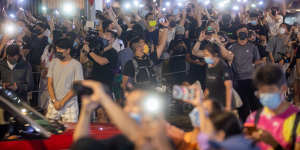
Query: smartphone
159,17,166,24
172,85,195,100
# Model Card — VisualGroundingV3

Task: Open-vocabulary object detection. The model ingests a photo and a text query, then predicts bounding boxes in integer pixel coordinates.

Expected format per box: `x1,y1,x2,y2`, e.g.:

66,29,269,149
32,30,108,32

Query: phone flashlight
3,23,16,35
141,94,163,117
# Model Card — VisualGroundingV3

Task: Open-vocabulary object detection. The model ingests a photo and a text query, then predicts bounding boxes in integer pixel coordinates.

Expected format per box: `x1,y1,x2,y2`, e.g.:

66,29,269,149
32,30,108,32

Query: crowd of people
0,0,300,149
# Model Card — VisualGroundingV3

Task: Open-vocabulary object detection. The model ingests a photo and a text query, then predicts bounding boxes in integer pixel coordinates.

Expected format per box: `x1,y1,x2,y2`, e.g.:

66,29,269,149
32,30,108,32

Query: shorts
46,99,79,123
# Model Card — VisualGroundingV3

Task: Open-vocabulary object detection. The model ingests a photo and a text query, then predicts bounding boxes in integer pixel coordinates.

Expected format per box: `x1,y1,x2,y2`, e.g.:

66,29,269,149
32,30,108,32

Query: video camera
85,29,104,52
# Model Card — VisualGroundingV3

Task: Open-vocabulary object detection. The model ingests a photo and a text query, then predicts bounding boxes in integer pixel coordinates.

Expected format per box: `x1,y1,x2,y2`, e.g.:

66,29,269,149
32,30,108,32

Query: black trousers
235,79,262,122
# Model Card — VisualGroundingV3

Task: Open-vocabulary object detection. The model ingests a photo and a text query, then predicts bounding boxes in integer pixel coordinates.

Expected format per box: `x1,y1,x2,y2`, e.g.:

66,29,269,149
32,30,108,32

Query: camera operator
82,30,118,90
0,44,33,101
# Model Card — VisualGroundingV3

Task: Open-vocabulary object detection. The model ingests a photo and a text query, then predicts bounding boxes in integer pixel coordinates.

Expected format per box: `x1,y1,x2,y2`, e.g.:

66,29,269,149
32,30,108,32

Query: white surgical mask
279,28,286,34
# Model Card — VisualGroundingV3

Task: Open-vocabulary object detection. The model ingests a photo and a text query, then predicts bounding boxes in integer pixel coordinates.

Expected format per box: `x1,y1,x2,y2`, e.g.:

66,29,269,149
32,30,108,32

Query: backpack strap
132,59,139,83
254,108,263,126
291,111,300,150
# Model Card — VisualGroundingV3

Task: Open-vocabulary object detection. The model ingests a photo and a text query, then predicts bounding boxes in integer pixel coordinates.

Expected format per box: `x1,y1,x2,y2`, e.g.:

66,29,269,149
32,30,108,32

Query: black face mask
170,21,177,28
33,29,43,36
238,32,248,40
55,52,65,61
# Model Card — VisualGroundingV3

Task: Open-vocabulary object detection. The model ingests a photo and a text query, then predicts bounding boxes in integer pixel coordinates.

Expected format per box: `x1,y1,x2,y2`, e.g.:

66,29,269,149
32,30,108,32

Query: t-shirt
28,36,48,66
122,51,159,83
47,58,83,107
206,59,231,106
244,105,300,150
145,29,159,46
89,48,118,87
228,43,260,80
266,35,290,62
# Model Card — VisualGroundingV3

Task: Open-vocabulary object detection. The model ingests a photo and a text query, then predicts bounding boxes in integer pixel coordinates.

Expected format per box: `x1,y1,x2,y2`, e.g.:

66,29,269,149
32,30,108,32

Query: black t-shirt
28,36,48,66
145,29,159,46
189,40,208,71
89,48,118,87
206,59,231,106
122,51,158,83
71,135,134,150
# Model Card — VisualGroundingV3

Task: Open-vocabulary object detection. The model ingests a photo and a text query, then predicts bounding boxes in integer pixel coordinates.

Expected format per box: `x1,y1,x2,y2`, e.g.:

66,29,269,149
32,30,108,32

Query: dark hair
55,38,73,50
145,13,154,20
6,44,20,57
35,23,48,30
204,43,221,57
52,30,63,44
106,30,118,39
237,24,248,31
129,36,145,51
102,19,113,32
209,111,242,138
254,65,286,88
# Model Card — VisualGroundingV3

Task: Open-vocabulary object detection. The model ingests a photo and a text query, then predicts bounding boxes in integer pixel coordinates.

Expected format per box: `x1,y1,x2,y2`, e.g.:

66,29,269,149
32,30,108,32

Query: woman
202,43,233,111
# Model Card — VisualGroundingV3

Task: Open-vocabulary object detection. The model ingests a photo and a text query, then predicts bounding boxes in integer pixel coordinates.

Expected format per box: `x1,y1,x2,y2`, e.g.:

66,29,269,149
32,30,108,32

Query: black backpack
131,57,156,86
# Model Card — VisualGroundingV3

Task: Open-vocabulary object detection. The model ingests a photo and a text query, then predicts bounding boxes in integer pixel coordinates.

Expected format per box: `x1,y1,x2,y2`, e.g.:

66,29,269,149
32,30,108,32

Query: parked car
0,85,120,150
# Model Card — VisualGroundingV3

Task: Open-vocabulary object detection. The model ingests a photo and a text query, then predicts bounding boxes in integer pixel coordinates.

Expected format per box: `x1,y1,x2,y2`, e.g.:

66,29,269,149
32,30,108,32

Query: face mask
204,57,214,64
149,20,157,27
55,52,65,61
238,32,248,40
170,21,177,28
33,29,43,36
189,108,200,127
8,58,17,65
73,41,78,48
102,39,109,48
250,20,257,26
129,113,141,123
144,44,149,55
279,28,286,34
48,37,52,44
259,93,282,109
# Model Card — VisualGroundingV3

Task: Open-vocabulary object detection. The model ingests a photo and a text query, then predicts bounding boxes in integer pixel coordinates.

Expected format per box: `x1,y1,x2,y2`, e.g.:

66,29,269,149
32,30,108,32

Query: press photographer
82,30,118,91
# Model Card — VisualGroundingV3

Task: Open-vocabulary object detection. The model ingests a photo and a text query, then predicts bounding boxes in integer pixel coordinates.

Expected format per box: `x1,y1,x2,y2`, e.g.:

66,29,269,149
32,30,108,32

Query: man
122,22,168,90
245,65,300,150
228,25,262,122
82,31,118,90
0,44,33,101
46,38,83,123
144,13,159,46
267,23,291,65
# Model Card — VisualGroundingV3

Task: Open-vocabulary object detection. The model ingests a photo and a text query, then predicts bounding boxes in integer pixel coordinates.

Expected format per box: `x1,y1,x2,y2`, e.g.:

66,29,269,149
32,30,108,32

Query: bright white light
258,1,263,5
153,0,156,2
106,0,111,3
133,0,139,7
124,2,131,9
4,23,16,35
237,0,241,2
19,8,24,11
63,3,75,16
139,4,145,8
42,6,47,12
162,8,167,11
21,108,27,113
233,5,239,11
55,10,60,15
251,3,256,8
166,1,171,7
178,2,183,7
243,0,247,3
143,96,162,114
18,0,24,3
204,0,210,5
9,14,15,18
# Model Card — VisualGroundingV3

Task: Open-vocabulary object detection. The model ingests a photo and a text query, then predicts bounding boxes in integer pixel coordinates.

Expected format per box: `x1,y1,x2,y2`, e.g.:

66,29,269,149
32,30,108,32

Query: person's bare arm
81,81,142,143
59,90,75,107
269,52,275,64
89,52,109,65
224,80,233,111
121,75,129,90
156,27,169,59
48,77,56,102
179,9,187,27
192,31,205,57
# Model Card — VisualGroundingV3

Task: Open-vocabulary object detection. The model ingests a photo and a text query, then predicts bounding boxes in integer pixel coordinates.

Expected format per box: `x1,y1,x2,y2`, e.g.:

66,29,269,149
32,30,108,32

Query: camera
85,29,104,52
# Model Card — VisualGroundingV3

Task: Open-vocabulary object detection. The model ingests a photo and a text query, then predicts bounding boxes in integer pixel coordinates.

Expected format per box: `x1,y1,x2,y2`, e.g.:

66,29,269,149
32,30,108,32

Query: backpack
132,57,156,87
255,109,300,150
